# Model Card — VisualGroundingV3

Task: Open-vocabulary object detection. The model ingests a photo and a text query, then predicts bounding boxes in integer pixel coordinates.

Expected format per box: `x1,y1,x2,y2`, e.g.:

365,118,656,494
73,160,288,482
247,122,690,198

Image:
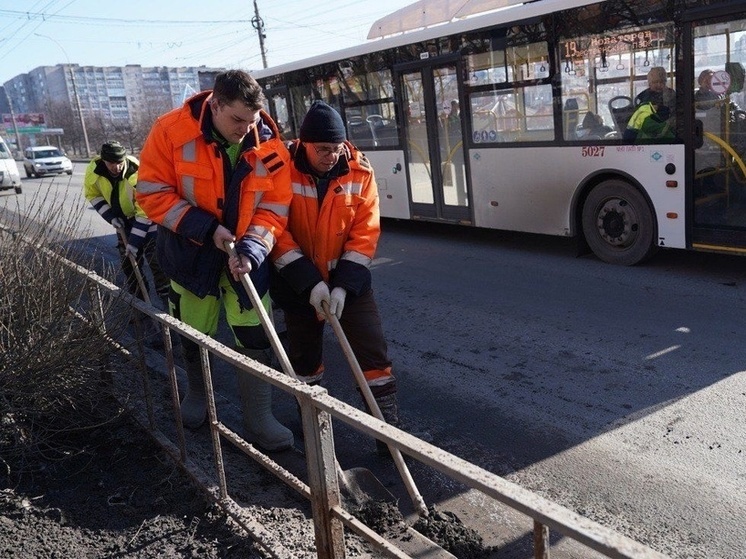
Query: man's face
104,160,124,175
647,73,666,93
210,99,261,144
305,142,345,174
701,71,714,90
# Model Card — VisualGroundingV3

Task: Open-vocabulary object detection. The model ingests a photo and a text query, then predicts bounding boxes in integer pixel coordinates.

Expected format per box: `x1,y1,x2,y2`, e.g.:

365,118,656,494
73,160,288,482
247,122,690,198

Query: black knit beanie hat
299,101,346,143
101,141,126,163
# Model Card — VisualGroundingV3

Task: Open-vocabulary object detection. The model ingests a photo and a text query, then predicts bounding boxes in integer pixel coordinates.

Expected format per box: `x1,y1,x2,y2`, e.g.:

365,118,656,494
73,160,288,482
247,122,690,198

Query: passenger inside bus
695,69,722,110
635,66,676,115
695,66,745,154
694,64,746,218
620,66,677,142
577,111,613,139
623,92,674,141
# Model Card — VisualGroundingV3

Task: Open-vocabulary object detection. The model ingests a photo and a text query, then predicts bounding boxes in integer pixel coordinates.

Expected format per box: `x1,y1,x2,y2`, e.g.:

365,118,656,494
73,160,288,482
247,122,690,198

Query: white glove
111,217,125,230
329,287,347,319
309,281,330,316
125,244,139,259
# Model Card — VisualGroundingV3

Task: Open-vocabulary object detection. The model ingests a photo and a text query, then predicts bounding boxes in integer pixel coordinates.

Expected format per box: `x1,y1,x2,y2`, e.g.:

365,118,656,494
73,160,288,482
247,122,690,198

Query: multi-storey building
1,63,225,155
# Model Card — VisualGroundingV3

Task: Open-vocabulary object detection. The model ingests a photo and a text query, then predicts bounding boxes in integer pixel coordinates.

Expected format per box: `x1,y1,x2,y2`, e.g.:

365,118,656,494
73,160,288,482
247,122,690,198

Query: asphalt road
3,169,745,558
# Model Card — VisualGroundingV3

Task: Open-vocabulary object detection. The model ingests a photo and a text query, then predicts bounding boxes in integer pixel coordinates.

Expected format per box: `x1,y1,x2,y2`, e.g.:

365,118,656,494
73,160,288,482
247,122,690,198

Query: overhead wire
0,0,71,64
0,1,415,78
0,9,252,27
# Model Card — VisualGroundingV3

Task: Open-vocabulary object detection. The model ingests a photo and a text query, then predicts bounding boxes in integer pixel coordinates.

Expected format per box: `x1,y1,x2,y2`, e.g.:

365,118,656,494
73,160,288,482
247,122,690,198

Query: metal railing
20,234,669,559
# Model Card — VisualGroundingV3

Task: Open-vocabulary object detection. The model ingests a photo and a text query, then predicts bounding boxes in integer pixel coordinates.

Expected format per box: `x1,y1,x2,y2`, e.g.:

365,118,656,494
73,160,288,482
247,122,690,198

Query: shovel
223,242,396,507
115,225,151,305
322,303,428,516
115,225,169,336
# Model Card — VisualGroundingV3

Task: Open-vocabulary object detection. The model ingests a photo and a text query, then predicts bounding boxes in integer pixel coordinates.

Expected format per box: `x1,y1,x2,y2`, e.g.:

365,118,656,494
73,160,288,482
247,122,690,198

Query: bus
252,0,746,265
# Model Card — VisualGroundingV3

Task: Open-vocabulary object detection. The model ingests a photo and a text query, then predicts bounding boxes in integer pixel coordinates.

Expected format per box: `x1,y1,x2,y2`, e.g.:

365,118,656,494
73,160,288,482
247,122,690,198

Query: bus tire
581,180,657,266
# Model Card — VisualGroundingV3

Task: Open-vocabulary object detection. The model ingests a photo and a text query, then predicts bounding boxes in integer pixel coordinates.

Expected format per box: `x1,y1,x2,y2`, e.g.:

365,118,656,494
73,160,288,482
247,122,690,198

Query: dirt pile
413,505,497,559
354,499,408,537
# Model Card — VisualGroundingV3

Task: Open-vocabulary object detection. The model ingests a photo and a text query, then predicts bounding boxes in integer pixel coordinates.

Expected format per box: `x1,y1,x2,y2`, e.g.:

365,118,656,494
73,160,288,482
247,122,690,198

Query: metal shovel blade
339,466,397,505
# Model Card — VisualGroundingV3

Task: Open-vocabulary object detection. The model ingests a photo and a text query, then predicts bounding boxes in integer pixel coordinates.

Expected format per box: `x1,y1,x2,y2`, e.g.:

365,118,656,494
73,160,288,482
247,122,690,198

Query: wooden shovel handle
115,225,151,305
224,241,299,381
322,302,428,515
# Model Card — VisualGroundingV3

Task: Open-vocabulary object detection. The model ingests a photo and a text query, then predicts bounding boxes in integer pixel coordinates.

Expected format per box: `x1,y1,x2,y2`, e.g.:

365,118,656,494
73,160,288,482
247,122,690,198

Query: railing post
86,282,112,385
534,519,550,559
301,389,345,559
201,346,228,499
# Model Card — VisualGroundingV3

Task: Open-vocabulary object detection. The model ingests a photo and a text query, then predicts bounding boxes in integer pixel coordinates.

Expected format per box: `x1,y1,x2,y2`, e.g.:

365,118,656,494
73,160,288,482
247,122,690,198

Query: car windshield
0,143,10,160
34,149,62,158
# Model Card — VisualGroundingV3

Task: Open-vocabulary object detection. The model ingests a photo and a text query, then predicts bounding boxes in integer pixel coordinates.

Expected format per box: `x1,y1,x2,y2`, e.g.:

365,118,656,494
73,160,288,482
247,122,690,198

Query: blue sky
0,0,417,84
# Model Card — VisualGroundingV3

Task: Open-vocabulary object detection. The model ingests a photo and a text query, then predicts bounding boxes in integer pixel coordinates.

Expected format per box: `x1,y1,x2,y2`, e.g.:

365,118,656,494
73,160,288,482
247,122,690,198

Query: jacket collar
192,92,278,152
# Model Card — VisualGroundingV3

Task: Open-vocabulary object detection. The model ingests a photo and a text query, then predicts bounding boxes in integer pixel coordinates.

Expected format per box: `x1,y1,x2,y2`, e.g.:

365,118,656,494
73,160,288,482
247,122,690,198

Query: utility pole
67,63,91,158
3,87,24,156
252,0,268,69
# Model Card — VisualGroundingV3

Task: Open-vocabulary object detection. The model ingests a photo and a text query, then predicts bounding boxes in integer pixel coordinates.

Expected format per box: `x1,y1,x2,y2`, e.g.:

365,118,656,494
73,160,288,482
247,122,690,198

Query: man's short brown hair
212,70,265,110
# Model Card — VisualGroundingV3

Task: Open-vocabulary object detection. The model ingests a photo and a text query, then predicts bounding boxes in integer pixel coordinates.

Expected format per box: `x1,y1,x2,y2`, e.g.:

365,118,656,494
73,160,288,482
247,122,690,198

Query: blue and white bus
253,0,746,265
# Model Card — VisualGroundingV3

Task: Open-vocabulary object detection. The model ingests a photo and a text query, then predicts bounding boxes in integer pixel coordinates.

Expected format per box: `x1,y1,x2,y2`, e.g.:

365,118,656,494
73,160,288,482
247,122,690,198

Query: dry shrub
0,191,131,480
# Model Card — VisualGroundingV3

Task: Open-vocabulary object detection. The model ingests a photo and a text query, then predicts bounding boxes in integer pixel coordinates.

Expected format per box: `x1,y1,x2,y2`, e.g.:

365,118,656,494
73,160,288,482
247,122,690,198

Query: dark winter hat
299,101,346,144
100,141,126,163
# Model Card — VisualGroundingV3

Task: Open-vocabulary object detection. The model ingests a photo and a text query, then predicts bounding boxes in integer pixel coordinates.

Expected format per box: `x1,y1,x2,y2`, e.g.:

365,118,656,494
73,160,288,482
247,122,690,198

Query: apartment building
1,64,225,155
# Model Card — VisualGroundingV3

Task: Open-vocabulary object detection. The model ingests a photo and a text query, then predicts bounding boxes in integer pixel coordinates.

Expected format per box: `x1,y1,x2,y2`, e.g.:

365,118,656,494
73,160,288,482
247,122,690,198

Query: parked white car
23,145,73,178
0,136,22,194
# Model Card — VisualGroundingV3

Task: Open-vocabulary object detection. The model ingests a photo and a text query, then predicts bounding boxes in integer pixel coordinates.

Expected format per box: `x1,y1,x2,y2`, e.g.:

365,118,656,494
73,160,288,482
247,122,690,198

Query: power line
0,9,251,26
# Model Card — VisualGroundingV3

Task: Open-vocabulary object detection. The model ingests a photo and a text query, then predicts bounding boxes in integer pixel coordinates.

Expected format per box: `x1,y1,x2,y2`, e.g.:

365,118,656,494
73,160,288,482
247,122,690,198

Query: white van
0,137,22,194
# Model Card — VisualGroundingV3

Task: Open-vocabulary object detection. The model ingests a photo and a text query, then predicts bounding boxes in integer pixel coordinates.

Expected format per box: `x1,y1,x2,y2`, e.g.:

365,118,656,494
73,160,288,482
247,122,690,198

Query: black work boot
180,342,206,430
363,393,400,457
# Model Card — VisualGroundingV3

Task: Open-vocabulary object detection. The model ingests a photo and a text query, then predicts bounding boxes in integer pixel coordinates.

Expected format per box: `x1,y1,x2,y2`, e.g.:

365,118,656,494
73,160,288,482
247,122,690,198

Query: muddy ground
0,412,493,559
0,416,264,558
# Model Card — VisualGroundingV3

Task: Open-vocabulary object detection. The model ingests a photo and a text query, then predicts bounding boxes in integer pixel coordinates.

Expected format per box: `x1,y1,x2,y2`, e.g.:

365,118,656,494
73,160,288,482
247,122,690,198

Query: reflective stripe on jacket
625,102,673,141
271,140,380,298
135,90,291,299
83,155,153,251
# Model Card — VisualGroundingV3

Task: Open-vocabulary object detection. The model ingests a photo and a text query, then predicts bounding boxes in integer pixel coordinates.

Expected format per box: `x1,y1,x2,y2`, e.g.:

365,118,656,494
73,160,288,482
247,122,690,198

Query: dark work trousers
117,234,170,302
282,289,395,397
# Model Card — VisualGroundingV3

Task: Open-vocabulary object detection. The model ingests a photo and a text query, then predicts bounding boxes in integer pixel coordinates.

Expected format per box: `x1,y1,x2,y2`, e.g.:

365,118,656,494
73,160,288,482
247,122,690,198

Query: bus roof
367,0,527,39
251,0,603,80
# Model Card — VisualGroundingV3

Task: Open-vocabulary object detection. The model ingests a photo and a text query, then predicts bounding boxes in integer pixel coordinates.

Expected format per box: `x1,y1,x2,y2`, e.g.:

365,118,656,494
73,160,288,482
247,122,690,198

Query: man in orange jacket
267,101,398,456
136,70,293,451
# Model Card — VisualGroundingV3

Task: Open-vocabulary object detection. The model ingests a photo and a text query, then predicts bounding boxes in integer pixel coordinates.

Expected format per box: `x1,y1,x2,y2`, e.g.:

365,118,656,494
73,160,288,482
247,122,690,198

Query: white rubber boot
237,348,294,451
180,344,206,430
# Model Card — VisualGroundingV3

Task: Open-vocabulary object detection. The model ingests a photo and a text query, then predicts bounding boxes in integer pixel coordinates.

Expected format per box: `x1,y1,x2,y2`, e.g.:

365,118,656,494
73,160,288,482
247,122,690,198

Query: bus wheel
581,180,657,265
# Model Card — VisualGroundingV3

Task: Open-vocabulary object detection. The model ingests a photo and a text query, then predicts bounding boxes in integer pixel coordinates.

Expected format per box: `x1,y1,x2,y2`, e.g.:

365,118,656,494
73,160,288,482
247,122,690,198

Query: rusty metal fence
22,236,669,559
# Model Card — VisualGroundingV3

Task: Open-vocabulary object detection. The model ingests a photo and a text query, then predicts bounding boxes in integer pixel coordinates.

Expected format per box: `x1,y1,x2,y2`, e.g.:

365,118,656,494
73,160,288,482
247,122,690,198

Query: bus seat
609,96,635,134
563,98,579,140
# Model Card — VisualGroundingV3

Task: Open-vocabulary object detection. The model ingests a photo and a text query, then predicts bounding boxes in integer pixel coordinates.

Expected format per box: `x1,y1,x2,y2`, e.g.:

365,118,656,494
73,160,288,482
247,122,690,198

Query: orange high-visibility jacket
136,91,291,300
271,140,379,298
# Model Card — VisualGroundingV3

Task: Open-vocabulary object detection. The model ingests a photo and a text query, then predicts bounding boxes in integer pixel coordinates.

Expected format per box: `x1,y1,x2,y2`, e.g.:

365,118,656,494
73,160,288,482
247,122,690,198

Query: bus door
685,7,746,250
396,58,471,223
264,86,294,140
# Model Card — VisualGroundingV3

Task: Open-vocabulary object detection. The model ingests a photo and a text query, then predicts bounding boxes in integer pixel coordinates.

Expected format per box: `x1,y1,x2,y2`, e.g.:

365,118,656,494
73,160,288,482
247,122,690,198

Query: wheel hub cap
596,199,639,247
